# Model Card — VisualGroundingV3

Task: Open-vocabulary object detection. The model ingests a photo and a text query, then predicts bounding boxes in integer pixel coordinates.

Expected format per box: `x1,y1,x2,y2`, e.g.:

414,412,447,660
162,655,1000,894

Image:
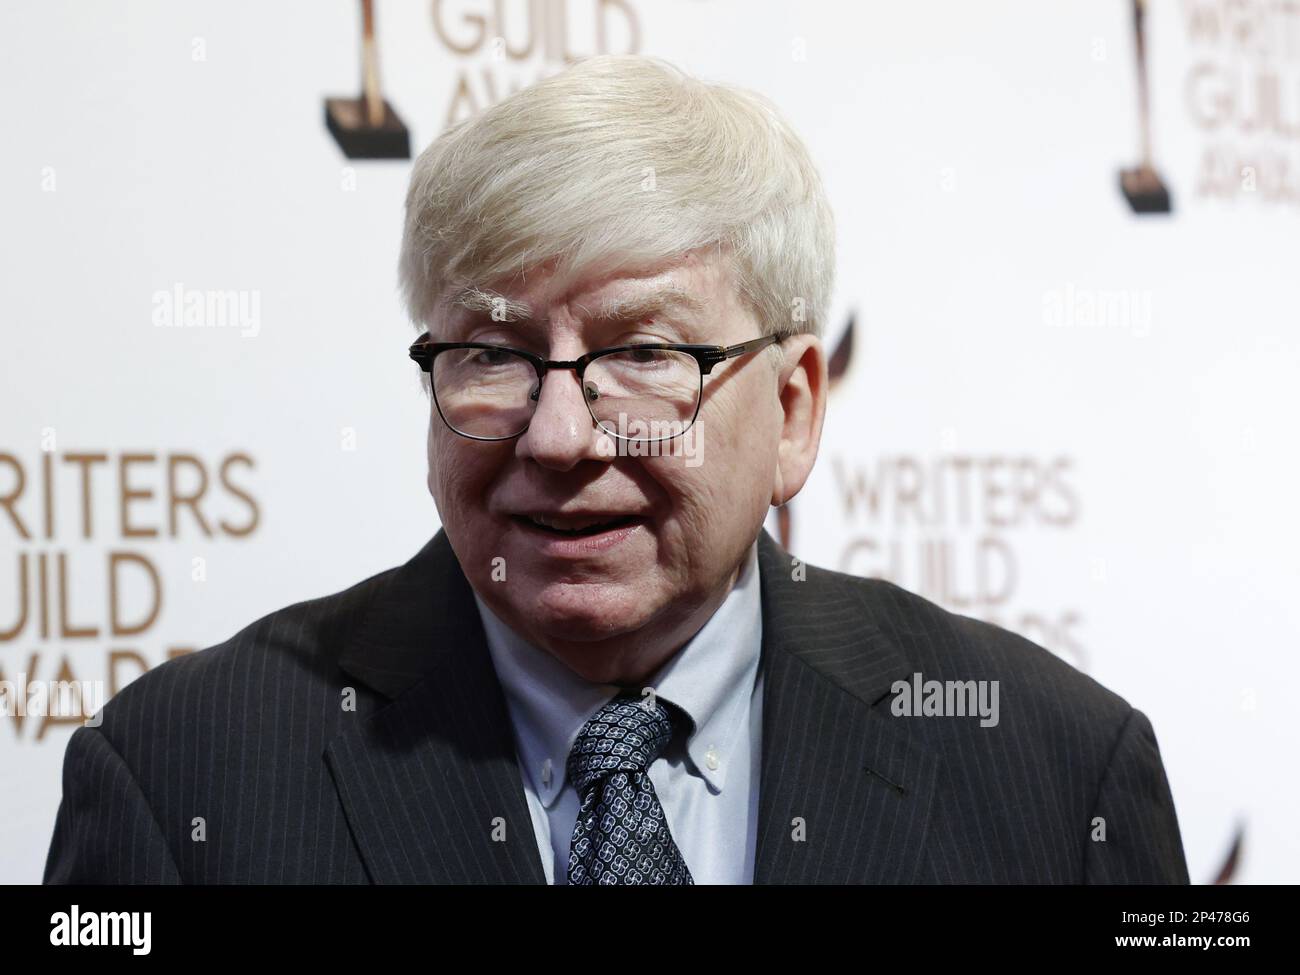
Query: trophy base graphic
1119,165,1172,214
324,97,411,160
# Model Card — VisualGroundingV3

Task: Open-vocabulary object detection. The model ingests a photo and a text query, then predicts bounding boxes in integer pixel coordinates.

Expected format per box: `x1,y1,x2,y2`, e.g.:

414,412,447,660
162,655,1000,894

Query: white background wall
2,0,1296,883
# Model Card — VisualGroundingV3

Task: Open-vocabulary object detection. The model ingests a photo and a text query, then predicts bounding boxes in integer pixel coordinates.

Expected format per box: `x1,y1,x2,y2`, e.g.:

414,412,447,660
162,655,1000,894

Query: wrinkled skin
425,247,827,686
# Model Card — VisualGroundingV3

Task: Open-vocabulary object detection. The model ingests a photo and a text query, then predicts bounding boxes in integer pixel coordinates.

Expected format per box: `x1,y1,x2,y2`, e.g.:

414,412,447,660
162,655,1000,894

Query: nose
515,365,609,471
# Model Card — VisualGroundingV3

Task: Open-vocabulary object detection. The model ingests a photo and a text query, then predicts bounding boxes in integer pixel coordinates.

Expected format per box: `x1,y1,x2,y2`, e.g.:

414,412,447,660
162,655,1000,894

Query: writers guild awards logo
1119,0,1173,213
0,447,260,743
325,0,411,160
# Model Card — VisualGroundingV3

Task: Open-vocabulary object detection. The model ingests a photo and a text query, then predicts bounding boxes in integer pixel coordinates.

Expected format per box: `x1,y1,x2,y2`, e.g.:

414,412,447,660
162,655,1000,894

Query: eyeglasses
408,332,781,443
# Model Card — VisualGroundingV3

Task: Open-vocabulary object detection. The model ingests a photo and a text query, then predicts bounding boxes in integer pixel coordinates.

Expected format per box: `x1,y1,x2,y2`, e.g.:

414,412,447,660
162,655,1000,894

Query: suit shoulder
801,559,1133,728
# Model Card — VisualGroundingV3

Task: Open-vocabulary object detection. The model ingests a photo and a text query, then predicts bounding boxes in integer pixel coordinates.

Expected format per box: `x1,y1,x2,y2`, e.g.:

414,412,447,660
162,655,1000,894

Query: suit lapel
327,531,545,884
752,529,940,884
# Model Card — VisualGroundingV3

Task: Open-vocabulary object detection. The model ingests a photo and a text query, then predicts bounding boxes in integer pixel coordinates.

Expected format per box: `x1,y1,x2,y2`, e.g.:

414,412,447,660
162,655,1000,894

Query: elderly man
44,55,1188,885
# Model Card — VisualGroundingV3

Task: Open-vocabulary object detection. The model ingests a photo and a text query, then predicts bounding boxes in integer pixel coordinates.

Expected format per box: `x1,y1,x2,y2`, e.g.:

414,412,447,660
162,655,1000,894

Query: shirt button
541,758,553,788
705,746,720,771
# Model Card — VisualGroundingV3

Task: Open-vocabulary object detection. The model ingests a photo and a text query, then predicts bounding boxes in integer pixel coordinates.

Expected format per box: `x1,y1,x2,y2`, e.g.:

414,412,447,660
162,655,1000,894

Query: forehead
441,248,736,331
449,281,707,327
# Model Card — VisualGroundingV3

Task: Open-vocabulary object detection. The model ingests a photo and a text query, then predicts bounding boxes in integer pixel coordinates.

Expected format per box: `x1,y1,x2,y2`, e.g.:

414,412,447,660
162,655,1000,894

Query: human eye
444,345,517,370
613,322,677,350
625,344,672,364
468,346,527,369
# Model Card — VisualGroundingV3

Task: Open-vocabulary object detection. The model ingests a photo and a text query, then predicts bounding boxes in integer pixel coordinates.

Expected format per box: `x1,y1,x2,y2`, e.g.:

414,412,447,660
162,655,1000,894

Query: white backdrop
2,0,1297,884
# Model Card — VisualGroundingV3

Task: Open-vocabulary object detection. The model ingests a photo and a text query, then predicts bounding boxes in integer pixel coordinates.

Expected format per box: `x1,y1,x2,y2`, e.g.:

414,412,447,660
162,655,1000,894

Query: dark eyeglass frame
408,332,781,443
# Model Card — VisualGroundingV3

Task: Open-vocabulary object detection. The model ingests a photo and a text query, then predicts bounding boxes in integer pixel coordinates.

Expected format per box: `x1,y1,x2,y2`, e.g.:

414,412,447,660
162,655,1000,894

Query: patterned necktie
566,691,694,885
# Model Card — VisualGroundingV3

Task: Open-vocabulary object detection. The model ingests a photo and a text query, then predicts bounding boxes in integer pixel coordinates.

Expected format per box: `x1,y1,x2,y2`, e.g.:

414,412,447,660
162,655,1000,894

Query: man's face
425,248,806,678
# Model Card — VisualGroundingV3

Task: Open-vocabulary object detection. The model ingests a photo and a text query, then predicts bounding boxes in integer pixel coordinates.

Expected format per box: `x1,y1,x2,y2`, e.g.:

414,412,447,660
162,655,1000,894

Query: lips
512,512,646,536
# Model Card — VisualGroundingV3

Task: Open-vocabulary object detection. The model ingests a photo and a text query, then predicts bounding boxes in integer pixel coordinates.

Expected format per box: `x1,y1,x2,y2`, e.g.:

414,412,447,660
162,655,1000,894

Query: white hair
398,54,835,341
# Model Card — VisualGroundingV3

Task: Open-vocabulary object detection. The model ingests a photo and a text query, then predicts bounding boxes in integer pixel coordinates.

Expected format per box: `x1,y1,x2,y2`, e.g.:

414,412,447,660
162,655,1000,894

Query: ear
770,334,828,507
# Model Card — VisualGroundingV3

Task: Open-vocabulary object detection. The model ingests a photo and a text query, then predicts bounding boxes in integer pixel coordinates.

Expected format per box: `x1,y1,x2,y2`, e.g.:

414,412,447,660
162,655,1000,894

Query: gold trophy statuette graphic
325,0,411,159
1119,0,1172,213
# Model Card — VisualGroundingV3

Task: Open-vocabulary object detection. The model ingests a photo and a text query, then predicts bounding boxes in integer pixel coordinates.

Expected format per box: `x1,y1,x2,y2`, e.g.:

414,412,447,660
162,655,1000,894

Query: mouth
511,513,645,537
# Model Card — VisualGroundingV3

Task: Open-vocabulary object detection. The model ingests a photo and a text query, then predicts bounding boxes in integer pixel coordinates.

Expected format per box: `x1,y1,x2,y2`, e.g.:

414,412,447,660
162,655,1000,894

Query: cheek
427,434,496,518
698,393,779,521
646,411,775,542
709,378,782,479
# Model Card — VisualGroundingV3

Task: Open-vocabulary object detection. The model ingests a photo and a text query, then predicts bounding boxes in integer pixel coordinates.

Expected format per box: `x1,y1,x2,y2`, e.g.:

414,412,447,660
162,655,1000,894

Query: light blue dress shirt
473,539,764,884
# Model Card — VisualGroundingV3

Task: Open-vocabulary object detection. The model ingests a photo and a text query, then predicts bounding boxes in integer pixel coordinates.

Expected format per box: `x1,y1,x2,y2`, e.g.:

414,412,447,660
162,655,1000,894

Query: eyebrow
446,283,709,328
448,288,533,323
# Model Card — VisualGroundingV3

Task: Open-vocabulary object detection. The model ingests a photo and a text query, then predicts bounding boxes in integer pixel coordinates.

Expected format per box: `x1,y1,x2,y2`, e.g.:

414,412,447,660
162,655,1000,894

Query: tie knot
567,692,678,793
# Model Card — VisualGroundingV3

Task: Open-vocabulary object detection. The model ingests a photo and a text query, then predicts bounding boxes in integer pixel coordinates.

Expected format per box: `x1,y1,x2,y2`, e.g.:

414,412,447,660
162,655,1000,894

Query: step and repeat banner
1,0,1296,883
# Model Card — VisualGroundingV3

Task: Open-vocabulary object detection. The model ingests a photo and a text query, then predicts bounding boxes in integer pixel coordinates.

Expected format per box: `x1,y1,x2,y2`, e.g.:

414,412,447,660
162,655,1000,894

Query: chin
525,580,660,644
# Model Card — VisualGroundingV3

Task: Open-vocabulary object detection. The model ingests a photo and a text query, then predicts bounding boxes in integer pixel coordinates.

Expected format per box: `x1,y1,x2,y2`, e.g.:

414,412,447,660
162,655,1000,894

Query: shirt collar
473,539,762,806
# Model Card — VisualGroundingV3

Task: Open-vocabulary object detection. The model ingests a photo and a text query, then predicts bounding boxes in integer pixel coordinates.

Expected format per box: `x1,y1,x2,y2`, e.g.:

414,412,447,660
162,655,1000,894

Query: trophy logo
1119,0,1172,213
325,0,411,160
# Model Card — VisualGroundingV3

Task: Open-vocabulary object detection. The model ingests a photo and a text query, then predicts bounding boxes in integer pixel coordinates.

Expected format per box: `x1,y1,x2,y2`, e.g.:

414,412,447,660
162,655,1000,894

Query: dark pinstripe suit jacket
43,528,1190,884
